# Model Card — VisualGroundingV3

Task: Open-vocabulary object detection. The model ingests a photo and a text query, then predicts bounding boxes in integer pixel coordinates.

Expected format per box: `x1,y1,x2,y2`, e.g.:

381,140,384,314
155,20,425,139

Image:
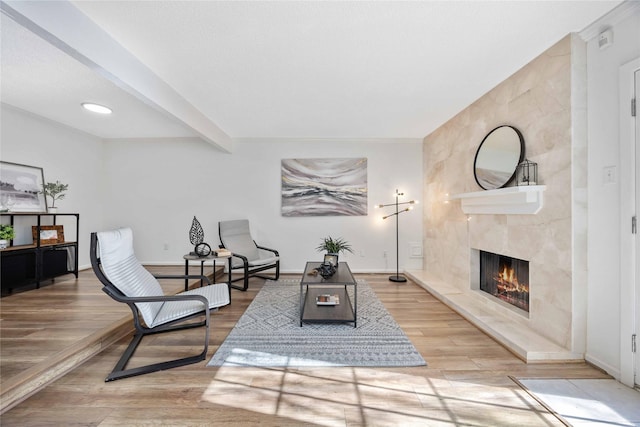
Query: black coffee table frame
299,261,357,327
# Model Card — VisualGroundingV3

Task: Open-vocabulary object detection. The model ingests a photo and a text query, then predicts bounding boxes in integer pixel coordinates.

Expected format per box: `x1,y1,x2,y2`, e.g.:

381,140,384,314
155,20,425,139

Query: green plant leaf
0,224,16,240
315,236,353,254
41,180,69,207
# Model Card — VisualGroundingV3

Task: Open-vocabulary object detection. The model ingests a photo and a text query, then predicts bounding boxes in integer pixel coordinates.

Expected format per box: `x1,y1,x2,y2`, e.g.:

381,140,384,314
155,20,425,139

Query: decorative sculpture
189,216,204,246
189,216,211,257
317,261,337,279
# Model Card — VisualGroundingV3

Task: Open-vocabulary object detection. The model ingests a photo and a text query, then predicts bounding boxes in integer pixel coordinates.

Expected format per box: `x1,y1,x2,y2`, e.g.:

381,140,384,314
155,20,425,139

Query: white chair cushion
150,283,230,328
248,255,280,267
98,228,230,328
219,220,260,262
97,228,164,326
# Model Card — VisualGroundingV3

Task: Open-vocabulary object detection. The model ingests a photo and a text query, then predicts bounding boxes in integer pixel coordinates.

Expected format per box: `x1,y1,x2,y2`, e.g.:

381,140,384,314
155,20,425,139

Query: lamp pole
391,190,405,282
379,189,416,283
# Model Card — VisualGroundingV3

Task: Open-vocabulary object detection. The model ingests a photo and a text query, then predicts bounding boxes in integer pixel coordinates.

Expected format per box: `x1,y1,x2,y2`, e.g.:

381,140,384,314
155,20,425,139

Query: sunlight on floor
213,348,343,367
201,358,557,426
519,379,640,427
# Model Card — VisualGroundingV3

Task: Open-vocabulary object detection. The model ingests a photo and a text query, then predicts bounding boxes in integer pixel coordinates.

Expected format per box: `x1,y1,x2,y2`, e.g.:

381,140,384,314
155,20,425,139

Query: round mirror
473,125,524,190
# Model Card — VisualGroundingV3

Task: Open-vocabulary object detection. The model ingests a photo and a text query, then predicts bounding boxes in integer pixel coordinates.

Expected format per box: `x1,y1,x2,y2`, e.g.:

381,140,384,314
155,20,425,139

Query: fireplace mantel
448,185,546,215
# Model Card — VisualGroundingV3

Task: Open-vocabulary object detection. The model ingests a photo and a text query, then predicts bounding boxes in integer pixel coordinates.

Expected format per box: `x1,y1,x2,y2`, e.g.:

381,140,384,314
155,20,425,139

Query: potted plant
0,224,15,249
316,236,353,266
41,180,69,213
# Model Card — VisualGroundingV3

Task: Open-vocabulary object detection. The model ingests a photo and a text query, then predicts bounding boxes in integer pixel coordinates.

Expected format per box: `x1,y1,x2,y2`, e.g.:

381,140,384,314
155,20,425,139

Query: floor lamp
377,189,417,283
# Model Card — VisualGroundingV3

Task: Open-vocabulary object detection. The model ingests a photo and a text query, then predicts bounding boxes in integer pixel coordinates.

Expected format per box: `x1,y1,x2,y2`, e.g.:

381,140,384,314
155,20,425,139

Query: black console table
0,212,79,295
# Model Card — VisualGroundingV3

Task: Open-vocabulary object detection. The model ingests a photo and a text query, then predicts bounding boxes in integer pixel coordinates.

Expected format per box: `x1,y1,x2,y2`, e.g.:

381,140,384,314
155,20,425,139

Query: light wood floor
0,268,609,426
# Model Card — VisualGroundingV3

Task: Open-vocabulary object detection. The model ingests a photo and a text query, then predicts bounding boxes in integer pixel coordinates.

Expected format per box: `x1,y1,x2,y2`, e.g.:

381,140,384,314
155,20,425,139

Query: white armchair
218,219,280,291
90,228,230,381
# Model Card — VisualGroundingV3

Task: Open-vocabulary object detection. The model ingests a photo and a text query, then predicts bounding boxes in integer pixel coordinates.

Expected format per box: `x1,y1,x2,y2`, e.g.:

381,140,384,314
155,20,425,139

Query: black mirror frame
473,125,525,190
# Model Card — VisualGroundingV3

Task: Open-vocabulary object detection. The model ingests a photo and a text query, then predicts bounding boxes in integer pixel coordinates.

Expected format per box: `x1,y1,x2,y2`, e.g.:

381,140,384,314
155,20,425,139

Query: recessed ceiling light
81,103,112,114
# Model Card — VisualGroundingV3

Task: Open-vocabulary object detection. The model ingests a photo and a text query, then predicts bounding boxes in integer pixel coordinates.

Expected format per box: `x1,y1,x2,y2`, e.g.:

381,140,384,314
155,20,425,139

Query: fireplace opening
479,250,529,312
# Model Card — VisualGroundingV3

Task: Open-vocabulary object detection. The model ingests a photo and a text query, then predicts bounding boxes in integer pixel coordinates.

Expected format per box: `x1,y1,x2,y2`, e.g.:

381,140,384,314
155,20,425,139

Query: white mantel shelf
448,185,546,215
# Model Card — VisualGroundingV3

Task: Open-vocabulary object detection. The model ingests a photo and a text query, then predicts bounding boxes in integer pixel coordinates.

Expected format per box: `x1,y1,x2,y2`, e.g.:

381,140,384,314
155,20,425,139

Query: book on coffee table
316,294,340,305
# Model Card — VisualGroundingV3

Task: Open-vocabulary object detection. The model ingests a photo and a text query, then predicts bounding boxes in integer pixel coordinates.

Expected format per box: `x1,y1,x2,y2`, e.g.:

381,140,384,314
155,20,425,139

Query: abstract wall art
281,158,367,216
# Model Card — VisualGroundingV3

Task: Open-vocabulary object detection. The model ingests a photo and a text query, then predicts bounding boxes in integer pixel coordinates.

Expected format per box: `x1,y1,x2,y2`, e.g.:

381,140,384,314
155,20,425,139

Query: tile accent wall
423,34,586,350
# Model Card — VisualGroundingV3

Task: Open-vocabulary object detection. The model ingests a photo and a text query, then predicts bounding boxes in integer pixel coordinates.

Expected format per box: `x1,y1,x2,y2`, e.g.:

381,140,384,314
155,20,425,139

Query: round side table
183,253,231,291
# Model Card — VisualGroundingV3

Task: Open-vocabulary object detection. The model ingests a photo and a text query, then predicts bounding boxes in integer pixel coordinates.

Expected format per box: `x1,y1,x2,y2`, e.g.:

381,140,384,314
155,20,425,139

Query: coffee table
299,261,357,327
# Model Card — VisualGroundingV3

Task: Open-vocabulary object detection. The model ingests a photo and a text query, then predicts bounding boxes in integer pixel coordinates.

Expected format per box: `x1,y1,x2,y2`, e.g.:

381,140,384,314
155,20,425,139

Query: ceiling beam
1,0,233,153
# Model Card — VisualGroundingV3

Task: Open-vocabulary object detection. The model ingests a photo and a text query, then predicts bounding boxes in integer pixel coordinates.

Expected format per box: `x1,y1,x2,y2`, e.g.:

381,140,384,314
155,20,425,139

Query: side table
183,253,231,291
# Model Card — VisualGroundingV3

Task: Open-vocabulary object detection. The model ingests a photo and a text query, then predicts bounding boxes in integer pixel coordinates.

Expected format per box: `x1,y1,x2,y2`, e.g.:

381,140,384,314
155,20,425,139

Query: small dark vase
317,261,336,279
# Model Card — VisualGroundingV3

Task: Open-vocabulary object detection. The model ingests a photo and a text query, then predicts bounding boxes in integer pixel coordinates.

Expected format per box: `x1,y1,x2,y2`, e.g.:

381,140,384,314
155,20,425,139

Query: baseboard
118,264,404,275
584,354,620,380
277,268,405,274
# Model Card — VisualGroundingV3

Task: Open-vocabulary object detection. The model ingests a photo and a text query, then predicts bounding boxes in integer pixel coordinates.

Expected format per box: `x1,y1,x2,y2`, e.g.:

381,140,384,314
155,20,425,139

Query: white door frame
636,68,640,389
619,57,639,388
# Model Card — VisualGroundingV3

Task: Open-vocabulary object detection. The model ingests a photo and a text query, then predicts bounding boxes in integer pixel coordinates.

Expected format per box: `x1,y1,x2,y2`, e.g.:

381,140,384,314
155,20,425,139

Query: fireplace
479,250,530,312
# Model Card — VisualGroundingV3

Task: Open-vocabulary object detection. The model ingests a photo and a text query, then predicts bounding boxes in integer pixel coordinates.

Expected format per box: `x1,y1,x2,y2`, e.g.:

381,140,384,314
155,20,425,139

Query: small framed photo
0,161,47,213
32,225,65,245
324,253,338,267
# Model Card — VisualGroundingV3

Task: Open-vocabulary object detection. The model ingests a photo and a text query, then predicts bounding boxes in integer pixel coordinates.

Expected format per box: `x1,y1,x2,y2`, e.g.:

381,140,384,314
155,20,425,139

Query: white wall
0,104,105,269
584,4,640,377
1,110,422,272
1,105,423,274
102,138,423,273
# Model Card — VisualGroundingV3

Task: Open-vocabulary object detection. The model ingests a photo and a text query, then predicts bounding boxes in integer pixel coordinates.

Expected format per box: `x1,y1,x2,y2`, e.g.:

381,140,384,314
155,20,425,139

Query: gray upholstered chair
90,228,230,381
218,219,279,291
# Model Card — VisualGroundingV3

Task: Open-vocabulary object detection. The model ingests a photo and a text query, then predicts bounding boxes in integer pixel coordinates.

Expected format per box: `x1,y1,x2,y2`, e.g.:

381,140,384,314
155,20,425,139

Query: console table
1,212,79,295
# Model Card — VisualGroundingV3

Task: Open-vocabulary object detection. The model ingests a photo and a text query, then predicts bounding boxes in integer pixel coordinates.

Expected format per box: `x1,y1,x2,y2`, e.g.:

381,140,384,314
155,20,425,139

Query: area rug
208,279,426,367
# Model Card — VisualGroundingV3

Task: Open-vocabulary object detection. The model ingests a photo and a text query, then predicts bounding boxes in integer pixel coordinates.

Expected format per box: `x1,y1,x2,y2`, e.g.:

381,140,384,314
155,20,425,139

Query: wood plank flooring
0,268,609,426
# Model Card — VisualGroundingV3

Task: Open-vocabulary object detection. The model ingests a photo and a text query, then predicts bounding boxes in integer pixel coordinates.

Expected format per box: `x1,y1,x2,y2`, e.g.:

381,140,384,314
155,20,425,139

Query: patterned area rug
208,279,426,367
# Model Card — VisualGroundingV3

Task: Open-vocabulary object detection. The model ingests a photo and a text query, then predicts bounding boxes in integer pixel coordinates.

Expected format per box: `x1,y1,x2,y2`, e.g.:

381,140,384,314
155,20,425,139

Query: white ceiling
1,13,197,139
0,1,622,149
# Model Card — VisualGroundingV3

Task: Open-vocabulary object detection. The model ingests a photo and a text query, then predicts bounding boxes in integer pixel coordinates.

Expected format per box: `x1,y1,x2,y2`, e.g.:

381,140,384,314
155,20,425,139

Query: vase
48,207,58,213
324,252,339,267
0,239,8,249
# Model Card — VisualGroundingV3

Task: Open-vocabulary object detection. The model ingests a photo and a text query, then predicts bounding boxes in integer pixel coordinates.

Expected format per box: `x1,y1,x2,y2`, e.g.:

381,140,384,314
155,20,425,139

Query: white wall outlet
163,243,169,250
603,166,616,184
409,244,423,258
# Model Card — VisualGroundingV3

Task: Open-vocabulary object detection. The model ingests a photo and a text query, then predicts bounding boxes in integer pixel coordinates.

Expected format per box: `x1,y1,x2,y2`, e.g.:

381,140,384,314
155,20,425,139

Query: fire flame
495,265,529,294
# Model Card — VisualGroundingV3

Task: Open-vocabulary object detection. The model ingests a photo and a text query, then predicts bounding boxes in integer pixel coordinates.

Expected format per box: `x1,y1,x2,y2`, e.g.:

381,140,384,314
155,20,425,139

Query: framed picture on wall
0,161,47,213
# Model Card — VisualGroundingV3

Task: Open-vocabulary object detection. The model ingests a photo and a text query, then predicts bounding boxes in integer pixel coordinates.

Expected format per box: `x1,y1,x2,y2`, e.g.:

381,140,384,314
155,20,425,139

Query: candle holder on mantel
516,159,537,186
